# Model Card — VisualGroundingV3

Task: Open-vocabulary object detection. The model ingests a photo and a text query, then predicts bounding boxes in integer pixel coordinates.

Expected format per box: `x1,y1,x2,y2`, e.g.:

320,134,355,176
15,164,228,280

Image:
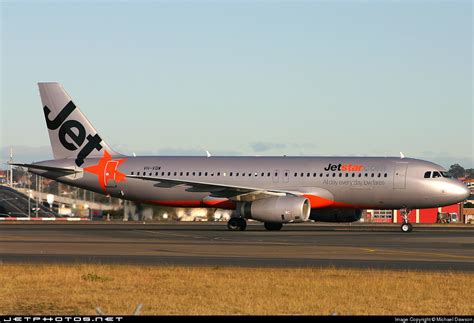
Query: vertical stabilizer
38,82,120,166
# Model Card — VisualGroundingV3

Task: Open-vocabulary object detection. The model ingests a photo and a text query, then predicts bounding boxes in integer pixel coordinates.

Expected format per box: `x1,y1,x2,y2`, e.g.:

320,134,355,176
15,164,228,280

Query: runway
1,222,473,271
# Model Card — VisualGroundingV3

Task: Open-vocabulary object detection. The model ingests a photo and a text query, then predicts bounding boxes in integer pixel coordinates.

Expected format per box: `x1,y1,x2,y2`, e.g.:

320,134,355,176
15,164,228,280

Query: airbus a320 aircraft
12,83,470,232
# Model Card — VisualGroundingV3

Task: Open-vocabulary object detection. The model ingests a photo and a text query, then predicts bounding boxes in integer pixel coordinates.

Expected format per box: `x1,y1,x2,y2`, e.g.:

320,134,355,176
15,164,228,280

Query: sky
1,0,472,169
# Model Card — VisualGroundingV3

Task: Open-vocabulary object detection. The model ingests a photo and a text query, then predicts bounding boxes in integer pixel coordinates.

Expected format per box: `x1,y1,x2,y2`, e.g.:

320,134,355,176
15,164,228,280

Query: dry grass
0,264,472,315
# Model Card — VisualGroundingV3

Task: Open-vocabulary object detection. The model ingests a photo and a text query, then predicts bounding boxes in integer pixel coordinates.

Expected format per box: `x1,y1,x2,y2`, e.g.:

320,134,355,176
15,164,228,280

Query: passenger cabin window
424,171,431,178
131,172,134,175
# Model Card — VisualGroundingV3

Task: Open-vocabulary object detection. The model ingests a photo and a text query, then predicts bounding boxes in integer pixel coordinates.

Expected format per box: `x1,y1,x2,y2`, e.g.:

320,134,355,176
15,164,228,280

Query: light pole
27,171,31,218
9,147,13,187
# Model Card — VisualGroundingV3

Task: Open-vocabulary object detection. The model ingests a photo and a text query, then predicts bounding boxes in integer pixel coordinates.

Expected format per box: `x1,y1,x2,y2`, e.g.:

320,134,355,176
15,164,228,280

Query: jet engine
309,208,362,222
238,196,311,223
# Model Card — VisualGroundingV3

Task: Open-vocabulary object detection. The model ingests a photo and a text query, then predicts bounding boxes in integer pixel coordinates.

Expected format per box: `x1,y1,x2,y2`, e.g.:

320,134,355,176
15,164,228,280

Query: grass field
1,264,472,315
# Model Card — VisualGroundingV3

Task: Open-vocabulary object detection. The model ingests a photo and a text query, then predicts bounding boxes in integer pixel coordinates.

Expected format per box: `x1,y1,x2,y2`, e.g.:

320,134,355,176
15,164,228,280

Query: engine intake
239,196,311,223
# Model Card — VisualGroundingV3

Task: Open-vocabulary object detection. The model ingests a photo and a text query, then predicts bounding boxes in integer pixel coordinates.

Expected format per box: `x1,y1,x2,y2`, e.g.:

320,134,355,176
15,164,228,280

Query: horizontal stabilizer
9,163,80,174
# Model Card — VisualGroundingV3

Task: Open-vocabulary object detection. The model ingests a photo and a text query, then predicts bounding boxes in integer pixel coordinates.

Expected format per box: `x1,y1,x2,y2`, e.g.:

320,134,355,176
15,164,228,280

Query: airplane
11,83,470,232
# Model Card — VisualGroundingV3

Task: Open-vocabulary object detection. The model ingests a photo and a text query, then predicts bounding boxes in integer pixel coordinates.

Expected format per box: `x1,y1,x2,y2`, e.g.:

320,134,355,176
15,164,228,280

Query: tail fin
38,82,119,166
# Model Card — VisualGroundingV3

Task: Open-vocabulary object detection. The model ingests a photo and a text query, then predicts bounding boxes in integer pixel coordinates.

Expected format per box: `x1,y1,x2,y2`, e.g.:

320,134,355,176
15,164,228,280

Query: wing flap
126,174,294,200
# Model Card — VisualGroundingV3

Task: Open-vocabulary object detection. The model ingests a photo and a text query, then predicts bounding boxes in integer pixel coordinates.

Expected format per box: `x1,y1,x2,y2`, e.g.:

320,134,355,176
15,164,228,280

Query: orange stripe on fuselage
145,196,365,210
303,194,368,209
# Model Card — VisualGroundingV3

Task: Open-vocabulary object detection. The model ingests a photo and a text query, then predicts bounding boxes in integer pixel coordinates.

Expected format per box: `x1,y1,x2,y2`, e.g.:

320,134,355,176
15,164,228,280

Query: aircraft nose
442,182,470,203
460,184,470,201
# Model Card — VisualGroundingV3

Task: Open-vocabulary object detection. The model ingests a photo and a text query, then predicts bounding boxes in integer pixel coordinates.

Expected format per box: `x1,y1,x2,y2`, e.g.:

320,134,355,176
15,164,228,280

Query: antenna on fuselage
206,150,212,158
400,152,405,159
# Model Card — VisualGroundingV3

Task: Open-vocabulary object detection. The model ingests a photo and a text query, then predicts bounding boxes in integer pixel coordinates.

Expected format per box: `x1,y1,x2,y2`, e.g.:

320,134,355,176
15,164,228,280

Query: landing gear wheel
264,222,283,231
401,223,413,233
227,218,247,231
400,207,413,233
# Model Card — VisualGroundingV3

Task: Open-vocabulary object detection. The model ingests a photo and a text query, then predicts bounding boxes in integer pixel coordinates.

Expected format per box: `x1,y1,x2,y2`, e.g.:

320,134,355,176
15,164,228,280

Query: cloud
0,145,53,164
249,142,287,153
249,142,319,154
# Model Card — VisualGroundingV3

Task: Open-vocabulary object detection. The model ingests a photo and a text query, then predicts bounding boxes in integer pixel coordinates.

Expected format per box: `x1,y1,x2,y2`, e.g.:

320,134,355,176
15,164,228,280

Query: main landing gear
400,208,413,233
226,218,285,231
227,218,247,231
264,222,283,231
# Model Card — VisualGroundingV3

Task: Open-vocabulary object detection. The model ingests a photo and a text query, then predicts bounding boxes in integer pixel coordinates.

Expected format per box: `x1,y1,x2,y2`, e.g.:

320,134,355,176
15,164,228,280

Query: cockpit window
424,171,431,178
441,171,452,178
432,171,441,178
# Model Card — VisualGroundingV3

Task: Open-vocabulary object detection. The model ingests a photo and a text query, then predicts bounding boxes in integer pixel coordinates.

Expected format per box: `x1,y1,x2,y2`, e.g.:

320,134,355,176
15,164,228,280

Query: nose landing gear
400,208,413,233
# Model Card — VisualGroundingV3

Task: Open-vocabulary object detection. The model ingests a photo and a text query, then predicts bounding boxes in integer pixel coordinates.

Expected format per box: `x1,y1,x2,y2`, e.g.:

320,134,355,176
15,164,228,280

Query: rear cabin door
393,163,408,189
283,169,289,183
273,169,279,183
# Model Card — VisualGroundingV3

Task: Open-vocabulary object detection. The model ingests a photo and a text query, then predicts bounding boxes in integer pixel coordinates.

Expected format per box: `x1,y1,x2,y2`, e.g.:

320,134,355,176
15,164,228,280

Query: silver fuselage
32,156,470,210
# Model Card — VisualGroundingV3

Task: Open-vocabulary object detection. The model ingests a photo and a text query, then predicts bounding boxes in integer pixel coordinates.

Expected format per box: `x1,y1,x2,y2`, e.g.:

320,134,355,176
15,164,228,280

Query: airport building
366,203,463,224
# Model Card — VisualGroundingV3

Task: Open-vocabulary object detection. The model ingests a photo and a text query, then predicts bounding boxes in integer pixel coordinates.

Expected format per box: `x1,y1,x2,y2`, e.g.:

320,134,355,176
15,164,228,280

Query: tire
401,223,412,233
264,222,283,231
227,218,246,231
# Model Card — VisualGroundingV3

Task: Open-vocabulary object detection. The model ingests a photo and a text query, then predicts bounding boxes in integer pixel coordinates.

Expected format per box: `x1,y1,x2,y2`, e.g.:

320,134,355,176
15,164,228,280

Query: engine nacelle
239,196,311,223
309,208,362,223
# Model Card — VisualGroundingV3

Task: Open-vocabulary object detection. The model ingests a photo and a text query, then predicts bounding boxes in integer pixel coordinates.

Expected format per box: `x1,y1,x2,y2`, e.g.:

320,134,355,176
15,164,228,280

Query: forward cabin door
393,163,408,189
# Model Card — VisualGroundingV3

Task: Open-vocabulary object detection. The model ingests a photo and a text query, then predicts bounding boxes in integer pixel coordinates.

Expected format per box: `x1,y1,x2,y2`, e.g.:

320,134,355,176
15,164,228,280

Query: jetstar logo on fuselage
84,150,127,191
43,101,103,167
324,163,364,172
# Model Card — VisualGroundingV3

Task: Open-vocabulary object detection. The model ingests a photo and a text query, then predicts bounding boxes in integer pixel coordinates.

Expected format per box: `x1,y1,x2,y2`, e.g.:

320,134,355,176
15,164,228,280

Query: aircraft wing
9,163,80,174
126,174,298,201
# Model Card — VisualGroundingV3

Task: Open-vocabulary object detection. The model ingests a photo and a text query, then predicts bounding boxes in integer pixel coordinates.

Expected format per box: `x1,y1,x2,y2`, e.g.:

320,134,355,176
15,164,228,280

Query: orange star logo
84,151,127,191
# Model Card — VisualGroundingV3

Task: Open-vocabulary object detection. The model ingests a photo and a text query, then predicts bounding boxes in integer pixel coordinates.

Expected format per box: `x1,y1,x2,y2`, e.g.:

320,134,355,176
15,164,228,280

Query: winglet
400,152,405,159
206,150,212,158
